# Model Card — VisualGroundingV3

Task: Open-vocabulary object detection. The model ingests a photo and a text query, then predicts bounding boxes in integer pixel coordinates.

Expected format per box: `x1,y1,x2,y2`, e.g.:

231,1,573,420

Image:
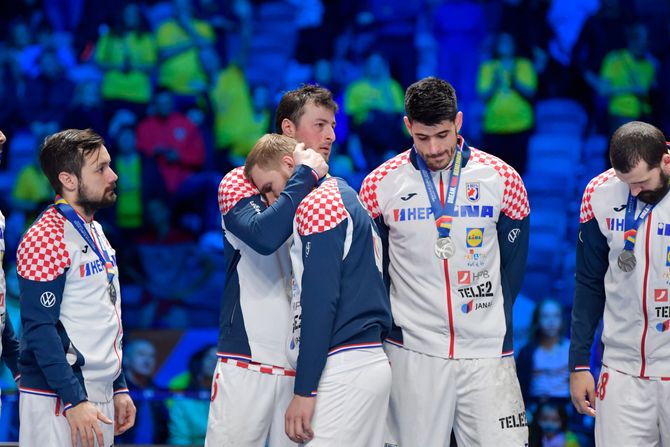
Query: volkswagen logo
508,228,521,243
40,291,56,308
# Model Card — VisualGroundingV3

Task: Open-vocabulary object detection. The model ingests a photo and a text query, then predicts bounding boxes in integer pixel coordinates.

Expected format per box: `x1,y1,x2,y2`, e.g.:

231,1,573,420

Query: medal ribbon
415,142,464,239
54,197,116,285
622,192,654,252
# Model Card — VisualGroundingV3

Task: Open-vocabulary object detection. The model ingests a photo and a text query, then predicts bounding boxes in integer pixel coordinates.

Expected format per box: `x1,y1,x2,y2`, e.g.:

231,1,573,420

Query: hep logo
655,289,669,302
657,320,670,332
457,271,471,285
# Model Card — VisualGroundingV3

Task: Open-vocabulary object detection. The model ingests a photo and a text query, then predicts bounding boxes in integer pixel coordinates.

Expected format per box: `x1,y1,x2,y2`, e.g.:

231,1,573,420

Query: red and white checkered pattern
296,178,348,236
17,208,70,281
218,167,260,215
580,169,616,223
220,357,296,377
469,148,530,220
359,150,411,218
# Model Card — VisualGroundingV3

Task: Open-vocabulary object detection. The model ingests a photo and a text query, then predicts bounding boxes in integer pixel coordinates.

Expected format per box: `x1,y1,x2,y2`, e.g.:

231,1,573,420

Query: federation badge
466,182,480,202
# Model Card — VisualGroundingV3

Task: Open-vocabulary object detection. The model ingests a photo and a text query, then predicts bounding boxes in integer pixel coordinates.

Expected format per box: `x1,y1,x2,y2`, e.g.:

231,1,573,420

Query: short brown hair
39,128,105,195
244,133,297,180
274,84,338,133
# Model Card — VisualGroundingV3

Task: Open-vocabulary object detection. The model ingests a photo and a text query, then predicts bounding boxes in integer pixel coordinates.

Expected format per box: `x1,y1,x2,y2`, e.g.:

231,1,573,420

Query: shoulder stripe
469,148,530,220
580,169,616,223
296,178,347,236
17,207,70,281
218,167,259,215
360,150,411,218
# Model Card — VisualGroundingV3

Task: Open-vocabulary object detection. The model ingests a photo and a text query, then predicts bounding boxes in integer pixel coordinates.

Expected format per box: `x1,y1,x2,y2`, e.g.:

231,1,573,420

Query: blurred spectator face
537,404,562,436
126,340,157,377
199,47,220,74
11,21,31,48
146,198,171,229
628,25,648,58
123,3,141,29
365,53,388,81
496,33,515,58
116,127,137,155
252,85,271,111
202,346,218,377
155,92,174,118
313,59,332,86
538,300,562,339
40,50,62,79
291,101,336,161
77,82,102,107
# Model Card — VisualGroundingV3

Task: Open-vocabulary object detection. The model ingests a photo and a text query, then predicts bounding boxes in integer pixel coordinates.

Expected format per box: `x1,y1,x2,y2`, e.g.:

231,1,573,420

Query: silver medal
617,250,636,272
108,283,117,305
435,237,455,259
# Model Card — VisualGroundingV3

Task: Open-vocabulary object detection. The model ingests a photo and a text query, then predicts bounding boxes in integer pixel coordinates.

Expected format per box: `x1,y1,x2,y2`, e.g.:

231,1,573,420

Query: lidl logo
655,289,669,302
457,271,471,285
666,247,670,267
658,223,670,236
466,183,479,202
466,228,484,248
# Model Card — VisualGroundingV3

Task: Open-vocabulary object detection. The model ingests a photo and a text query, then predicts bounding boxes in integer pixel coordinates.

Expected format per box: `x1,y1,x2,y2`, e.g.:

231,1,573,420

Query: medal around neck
617,250,636,272
435,237,455,259
108,283,117,305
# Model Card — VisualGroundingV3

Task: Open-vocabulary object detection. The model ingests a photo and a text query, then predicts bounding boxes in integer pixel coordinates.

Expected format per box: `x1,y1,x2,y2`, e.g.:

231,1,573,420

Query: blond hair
244,133,297,179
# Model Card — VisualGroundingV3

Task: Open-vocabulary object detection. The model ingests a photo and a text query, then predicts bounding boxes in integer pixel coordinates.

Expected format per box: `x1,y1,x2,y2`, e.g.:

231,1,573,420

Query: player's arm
1,314,21,382
222,165,318,255
18,273,87,406
497,212,530,302
569,218,608,416
286,209,346,443
293,222,345,396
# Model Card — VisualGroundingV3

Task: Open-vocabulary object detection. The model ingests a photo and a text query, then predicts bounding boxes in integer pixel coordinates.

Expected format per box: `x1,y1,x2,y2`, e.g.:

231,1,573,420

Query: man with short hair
206,85,334,446
246,133,392,445
570,121,670,445
17,128,135,447
360,76,530,445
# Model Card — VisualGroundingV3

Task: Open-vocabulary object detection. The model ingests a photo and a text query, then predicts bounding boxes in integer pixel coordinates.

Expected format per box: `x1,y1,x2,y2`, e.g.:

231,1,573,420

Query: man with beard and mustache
17,129,136,447
570,121,670,446
359,77,530,446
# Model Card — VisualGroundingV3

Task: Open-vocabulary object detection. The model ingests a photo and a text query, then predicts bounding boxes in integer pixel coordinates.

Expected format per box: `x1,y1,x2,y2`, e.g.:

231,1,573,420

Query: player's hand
285,394,316,443
293,142,328,179
65,400,113,447
113,392,136,435
570,370,597,417
0,130,6,146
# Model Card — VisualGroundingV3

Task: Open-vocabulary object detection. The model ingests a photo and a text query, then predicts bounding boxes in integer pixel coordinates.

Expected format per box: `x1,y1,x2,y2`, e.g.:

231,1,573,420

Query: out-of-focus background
1,0,668,445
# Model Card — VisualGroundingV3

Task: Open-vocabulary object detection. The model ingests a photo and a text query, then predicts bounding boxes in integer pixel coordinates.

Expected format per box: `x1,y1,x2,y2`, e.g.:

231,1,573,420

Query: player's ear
282,155,295,170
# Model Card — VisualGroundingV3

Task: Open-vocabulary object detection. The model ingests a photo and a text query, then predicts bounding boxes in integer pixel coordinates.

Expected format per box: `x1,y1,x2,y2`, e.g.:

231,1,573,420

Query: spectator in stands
109,113,165,232
529,401,582,447
168,345,217,445
206,46,270,170
62,81,107,137
477,31,537,175
598,22,657,134
95,2,157,118
517,299,571,407
11,122,56,222
136,90,206,195
18,47,74,127
155,0,215,100
344,52,406,169
117,338,169,445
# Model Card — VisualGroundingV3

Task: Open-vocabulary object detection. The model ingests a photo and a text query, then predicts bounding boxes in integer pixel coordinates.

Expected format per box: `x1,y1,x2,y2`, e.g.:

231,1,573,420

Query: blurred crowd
0,0,669,444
